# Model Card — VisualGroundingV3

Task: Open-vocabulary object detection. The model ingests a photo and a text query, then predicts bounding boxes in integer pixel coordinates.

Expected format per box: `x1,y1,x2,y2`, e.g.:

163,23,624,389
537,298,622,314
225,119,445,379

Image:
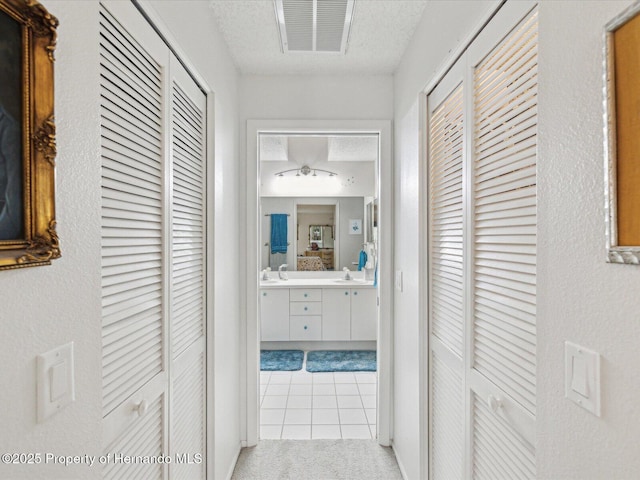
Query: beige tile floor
259,367,377,440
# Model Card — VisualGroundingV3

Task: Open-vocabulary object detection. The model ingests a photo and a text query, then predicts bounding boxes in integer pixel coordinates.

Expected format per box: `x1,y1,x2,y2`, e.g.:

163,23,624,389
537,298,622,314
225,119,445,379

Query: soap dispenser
364,261,374,281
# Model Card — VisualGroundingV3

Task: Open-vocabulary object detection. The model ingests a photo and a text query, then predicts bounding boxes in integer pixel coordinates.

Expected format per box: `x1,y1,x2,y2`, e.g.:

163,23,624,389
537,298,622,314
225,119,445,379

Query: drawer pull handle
354,291,358,296
304,326,308,330
345,291,349,295
304,307,308,311
304,293,308,297
263,292,267,297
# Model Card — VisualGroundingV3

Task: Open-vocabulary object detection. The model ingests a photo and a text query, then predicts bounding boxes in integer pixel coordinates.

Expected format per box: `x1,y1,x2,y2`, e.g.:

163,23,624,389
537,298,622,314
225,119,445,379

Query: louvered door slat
104,397,163,480
474,17,537,87
428,69,466,480
473,6,537,420
99,12,161,79
170,79,205,359
101,105,162,149
475,151,535,181
475,124,536,163
476,58,537,120
167,58,207,480
429,83,465,359
101,145,161,177
472,394,535,480
477,98,537,149
431,356,463,480
101,120,161,159
172,348,205,480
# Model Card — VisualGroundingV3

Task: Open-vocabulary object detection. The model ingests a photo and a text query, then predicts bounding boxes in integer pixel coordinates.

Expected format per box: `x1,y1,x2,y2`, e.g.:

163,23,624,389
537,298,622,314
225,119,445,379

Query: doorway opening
295,203,338,271
245,120,392,446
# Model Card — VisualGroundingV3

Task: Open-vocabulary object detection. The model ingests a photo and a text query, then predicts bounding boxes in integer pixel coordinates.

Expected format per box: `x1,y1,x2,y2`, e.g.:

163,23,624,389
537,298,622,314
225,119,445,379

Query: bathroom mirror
365,198,378,244
259,133,377,270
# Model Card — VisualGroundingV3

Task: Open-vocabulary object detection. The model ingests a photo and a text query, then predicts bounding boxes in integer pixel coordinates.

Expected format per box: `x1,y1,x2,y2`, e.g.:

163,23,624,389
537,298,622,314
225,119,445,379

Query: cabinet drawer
290,289,322,302
290,302,321,316
290,316,322,341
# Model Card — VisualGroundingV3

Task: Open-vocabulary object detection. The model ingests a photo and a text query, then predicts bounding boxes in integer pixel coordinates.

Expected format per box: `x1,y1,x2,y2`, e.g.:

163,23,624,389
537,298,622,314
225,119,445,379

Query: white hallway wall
0,3,103,478
392,1,499,478
537,1,640,478
0,1,241,479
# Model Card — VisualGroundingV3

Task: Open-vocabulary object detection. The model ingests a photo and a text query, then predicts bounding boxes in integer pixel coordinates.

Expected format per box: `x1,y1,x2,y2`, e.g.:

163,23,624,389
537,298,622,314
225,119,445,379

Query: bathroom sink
260,279,281,284
332,279,366,284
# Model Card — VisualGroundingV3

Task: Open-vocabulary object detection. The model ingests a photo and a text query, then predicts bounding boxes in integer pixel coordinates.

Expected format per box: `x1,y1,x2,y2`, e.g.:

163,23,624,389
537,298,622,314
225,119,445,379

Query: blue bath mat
306,350,376,372
260,350,304,371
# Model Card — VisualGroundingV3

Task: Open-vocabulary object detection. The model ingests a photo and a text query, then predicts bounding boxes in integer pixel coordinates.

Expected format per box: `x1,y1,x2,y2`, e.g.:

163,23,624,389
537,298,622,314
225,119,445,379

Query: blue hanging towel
357,249,368,271
373,261,378,287
270,214,288,254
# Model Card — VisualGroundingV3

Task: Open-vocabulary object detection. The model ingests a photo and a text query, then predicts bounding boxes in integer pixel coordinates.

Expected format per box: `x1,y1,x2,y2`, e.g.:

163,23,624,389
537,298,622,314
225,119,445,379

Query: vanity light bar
274,165,338,177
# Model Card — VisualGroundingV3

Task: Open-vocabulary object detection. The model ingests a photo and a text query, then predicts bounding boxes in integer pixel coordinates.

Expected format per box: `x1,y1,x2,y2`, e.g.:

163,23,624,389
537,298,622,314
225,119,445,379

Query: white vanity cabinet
260,288,289,341
321,289,351,340
260,284,376,342
350,288,377,340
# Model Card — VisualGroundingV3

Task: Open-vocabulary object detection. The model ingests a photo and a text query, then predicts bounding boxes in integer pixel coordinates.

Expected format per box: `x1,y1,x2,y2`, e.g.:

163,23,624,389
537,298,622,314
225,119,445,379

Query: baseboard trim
391,440,409,480
225,442,243,480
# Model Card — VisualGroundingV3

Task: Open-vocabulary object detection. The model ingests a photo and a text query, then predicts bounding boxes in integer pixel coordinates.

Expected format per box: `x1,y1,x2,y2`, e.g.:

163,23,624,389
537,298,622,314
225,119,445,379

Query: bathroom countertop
259,278,375,288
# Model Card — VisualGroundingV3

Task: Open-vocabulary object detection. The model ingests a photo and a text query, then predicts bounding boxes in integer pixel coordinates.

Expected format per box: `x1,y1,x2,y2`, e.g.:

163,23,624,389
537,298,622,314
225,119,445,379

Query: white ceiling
208,0,428,75
260,134,378,162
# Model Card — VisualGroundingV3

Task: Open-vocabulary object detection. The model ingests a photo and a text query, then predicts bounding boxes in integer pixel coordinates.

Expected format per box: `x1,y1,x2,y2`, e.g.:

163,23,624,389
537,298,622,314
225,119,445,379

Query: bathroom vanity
259,277,377,342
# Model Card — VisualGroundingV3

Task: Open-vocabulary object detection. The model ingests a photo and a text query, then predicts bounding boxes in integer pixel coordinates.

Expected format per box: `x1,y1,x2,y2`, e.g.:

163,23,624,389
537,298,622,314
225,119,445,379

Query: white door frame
244,119,393,446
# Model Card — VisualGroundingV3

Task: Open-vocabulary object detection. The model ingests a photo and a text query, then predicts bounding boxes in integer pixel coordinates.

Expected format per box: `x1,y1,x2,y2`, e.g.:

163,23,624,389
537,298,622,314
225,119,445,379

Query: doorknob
487,394,502,413
135,399,149,417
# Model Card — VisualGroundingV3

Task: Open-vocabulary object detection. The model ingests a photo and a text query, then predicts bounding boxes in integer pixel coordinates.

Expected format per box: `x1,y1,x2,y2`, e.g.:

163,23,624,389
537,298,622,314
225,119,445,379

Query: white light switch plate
565,341,600,417
37,342,75,423
395,270,403,292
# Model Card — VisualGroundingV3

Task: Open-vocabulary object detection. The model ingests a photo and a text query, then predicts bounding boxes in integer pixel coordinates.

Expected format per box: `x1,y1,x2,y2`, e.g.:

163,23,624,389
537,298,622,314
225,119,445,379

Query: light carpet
231,440,402,480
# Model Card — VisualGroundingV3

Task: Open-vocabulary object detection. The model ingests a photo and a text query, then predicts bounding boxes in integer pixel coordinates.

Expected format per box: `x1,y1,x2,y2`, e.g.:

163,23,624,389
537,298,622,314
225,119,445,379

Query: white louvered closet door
427,60,465,480
168,56,207,480
100,3,208,479
100,3,169,478
427,2,537,479
468,5,537,478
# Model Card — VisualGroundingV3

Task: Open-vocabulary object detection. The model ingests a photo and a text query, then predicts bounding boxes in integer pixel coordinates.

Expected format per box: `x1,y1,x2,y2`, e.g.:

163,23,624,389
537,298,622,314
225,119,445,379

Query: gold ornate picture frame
604,2,640,265
0,0,59,270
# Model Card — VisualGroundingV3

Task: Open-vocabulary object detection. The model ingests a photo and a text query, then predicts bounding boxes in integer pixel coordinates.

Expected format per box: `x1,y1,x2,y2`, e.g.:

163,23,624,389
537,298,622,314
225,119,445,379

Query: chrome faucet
261,267,271,281
278,264,288,280
343,267,352,280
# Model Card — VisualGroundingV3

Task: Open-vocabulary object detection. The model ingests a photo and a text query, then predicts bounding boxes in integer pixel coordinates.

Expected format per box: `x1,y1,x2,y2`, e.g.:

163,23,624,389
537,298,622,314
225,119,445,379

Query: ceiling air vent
274,0,355,54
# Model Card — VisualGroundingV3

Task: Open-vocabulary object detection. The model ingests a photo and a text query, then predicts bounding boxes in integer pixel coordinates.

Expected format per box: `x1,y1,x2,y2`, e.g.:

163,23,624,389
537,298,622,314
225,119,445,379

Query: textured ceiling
208,0,428,75
260,135,378,162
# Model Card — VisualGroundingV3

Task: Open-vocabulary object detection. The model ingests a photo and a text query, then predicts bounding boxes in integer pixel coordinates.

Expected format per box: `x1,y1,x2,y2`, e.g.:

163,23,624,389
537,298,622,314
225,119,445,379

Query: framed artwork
310,225,322,242
0,0,59,270
349,219,362,235
604,2,640,264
